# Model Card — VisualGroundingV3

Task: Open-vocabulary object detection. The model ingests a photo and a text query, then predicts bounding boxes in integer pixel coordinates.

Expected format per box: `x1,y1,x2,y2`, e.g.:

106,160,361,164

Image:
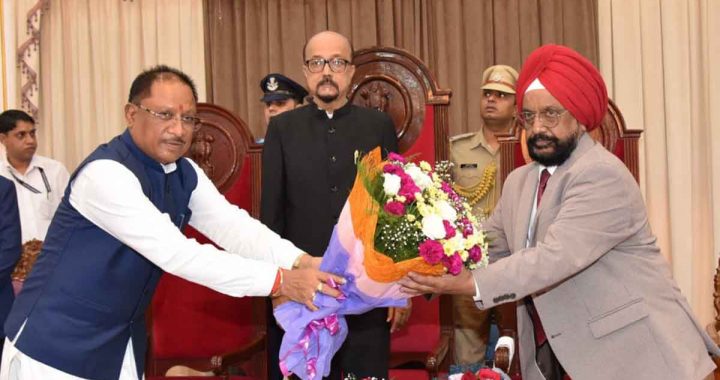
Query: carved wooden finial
359,82,391,113
714,257,720,330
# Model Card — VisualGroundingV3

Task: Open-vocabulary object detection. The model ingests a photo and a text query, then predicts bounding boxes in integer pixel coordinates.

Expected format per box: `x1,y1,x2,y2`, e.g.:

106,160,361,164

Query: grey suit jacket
472,133,719,379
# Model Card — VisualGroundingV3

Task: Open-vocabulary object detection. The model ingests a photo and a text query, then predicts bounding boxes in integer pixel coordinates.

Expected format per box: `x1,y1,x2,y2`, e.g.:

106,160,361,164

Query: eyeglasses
134,104,202,131
304,57,351,73
519,108,568,129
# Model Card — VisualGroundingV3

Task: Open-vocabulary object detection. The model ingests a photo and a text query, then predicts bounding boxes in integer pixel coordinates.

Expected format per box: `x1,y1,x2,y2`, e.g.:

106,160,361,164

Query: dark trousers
267,300,284,380
267,306,390,380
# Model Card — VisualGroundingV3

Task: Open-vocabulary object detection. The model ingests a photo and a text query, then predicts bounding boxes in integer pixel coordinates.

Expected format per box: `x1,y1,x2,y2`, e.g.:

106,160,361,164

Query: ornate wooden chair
145,103,266,380
494,100,642,377
349,46,453,379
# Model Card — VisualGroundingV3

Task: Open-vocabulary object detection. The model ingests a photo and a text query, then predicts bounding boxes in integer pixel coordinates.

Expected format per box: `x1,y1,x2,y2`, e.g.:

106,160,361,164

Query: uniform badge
490,72,503,83
267,77,279,91
460,163,478,169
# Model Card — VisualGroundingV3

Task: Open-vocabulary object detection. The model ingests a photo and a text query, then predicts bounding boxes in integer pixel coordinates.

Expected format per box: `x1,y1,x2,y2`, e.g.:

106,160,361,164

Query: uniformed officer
260,73,309,127
449,64,518,367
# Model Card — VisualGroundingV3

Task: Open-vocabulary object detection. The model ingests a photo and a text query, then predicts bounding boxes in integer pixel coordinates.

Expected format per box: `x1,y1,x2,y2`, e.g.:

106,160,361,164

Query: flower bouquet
274,148,488,380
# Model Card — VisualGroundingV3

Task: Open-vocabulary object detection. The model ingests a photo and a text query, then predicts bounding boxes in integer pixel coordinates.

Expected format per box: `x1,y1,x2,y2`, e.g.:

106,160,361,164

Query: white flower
435,200,458,222
421,214,446,240
443,234,464,255
382,173,401,196
405,165,433,190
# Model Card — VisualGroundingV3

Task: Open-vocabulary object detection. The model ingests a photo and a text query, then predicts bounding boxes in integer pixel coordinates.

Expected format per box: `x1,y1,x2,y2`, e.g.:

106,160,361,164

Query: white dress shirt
0,154,69,242
526,165,557,248
1,157,304,380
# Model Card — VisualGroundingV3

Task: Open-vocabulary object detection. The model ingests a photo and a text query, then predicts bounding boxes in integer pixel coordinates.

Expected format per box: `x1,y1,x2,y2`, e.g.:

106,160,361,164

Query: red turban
516,44,608,131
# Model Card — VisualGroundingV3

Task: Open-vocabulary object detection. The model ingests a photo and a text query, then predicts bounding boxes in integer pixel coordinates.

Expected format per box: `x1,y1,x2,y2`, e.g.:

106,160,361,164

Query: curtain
598,0,720,326
204,0,598,139
38,0,206,170
0,0,48,161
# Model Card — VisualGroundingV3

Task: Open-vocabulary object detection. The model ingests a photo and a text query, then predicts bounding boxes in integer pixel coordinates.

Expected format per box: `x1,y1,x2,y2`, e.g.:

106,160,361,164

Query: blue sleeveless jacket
4,130,198,379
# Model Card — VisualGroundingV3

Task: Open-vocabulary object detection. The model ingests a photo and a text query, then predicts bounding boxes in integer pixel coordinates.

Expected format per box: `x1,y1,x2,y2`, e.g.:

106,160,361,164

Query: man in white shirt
0,65,344,380
0,110,70,243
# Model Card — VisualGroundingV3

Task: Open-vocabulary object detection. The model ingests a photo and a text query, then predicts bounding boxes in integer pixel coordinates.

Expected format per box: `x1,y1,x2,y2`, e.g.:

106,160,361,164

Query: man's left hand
399,268,477,296
387,298,412,333
296,253,322,270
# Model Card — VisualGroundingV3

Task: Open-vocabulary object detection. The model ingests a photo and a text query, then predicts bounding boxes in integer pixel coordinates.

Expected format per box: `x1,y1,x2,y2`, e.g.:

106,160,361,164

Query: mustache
162,137,187,145
317,76,339,90
527,133,558,146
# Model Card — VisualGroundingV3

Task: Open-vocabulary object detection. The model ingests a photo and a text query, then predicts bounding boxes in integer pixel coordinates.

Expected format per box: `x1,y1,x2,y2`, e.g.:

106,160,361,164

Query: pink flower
382,163,404,175
461,222,474,238
387,152,406,163
442,253,464,275
443,220,456,239
468,245,483,263
398,175,420,201
419,240,444,265
383,201,405,216
476,368,501,380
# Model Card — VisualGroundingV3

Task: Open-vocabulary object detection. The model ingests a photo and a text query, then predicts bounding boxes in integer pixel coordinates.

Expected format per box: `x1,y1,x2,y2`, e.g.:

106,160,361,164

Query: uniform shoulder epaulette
449,132,476,143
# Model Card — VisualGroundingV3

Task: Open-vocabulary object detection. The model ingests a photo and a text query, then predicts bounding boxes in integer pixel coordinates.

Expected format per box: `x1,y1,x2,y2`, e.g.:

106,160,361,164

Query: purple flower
387,152,406,163
442,253,464,275
443,220,456,239
383,201,405,216
468,245,483,263
419,240,444,265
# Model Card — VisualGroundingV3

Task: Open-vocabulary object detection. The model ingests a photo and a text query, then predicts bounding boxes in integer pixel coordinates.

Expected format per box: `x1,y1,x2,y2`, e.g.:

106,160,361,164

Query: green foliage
374,211,424,262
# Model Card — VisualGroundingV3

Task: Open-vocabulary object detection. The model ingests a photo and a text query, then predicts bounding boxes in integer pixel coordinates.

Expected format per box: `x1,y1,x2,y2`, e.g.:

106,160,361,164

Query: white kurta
1,157,303,380
0,155,70,242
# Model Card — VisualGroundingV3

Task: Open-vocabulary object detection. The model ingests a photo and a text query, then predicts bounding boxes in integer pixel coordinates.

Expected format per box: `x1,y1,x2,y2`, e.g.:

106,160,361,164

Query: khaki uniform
450,128,502,220
449,126,502,365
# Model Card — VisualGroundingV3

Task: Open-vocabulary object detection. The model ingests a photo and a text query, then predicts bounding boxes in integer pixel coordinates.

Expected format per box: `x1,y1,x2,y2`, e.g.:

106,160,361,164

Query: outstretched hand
387,298,412,333
276,268,346,311
398,268,476,297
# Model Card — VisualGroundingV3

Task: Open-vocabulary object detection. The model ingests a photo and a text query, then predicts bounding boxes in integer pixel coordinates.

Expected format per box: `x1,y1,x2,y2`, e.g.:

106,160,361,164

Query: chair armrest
214,333,267,374
425,329,451,373
707,323,720,346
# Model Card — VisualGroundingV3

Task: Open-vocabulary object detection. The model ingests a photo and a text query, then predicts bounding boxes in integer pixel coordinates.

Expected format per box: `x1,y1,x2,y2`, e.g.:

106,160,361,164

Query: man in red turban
516,44,608,131
400,44,719,380
516,44,609,168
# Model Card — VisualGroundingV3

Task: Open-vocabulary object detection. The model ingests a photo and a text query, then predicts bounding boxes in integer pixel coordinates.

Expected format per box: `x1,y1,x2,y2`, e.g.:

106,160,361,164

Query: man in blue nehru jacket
0,176,20,354
0,65,344,380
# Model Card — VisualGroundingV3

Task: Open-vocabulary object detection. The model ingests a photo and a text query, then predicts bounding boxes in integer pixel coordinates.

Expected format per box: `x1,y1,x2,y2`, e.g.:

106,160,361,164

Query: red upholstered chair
498,100,641,184
493,100,642,378
145,104,266,379
388,296,453,380
349,47,453,378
